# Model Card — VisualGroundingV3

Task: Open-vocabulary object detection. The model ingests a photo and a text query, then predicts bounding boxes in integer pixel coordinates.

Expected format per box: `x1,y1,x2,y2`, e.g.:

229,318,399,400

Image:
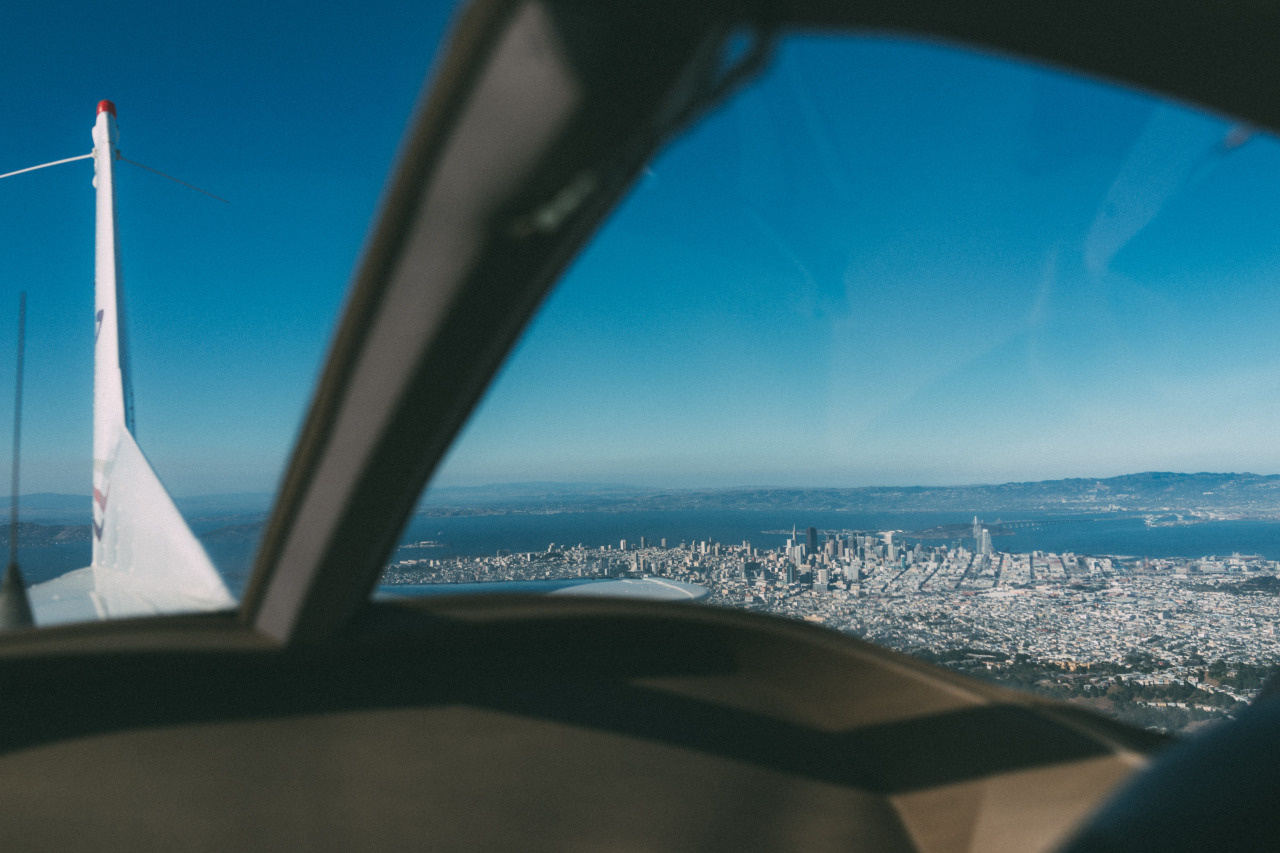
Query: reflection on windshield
386,35,1280,734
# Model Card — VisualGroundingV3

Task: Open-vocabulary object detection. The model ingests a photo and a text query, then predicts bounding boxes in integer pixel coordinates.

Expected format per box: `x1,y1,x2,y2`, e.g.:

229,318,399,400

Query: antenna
0,292,34,629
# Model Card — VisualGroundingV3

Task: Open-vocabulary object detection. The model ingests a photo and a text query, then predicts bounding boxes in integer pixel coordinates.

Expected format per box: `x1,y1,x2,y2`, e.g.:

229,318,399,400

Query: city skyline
383,516,1280,733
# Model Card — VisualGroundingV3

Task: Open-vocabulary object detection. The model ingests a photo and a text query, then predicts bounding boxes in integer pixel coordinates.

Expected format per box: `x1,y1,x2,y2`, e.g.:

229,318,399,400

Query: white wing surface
28,102,234,626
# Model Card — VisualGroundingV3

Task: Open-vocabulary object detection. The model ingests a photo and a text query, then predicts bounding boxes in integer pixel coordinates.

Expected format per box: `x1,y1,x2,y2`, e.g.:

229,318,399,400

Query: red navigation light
97,100,116,116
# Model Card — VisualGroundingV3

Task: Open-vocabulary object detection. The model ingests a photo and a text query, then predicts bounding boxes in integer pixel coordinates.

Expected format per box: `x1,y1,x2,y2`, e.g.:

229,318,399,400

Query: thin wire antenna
9,291,24,567
0,153,93,182
118,155,229,203
0,292,33,629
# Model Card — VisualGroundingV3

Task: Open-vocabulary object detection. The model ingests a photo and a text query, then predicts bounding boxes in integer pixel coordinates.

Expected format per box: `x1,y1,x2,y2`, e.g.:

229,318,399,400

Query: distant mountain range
0,521,90,547
0,494,272,558
7,475,1280,527
422,473,1280,516
0,492,274,526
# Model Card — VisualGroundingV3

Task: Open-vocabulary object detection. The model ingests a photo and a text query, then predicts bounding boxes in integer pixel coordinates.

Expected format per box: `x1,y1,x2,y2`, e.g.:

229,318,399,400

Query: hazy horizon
5,466,1280,504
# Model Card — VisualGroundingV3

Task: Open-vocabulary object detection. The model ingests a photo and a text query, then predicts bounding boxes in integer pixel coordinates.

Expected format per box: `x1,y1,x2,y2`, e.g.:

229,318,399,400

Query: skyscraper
806,527,818,553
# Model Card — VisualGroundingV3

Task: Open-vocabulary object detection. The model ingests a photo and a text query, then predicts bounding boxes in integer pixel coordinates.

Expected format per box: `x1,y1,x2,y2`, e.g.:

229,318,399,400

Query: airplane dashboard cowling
0,596,1161,852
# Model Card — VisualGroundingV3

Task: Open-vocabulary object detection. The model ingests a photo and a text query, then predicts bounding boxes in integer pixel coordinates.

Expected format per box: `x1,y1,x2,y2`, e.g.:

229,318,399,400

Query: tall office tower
973,516,982,551
660,538,667,548
639,537,647,549
806,527,818,553
620,539,627,551
980,529,993,557
784,563,795,584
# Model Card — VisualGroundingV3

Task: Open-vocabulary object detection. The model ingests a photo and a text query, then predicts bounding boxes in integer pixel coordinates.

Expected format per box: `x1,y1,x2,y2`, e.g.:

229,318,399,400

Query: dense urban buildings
385,521,1280,732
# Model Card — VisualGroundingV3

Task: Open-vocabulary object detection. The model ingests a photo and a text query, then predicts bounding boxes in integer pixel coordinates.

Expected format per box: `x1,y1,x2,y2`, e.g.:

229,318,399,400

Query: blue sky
4,9,1279,497
431,34,1280,489
0,1,457,495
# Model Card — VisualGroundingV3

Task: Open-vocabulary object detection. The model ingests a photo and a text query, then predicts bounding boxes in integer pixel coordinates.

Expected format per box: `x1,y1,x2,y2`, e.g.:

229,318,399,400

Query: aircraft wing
74,428,233,622
26,567,96,625
21,101,234,626
28,420,235,628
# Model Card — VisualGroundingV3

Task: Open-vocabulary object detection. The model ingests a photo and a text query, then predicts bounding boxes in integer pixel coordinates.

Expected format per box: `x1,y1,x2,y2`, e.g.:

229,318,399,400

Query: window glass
386,34,1280,734
1,1,457,620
